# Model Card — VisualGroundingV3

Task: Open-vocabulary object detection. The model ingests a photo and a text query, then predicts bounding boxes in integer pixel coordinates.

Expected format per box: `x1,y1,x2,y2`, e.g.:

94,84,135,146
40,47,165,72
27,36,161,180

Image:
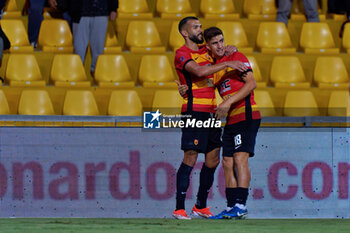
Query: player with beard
173,17,248,220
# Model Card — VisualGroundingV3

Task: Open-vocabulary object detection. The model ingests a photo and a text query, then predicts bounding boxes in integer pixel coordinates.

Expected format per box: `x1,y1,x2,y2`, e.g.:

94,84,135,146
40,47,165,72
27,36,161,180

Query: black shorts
222,119,261,157
181,111,222,153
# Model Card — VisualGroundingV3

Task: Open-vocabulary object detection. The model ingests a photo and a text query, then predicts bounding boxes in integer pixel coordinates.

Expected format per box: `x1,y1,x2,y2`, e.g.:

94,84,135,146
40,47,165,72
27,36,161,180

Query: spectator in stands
55,0,118,77
276,0,320,25
23,0,46,48
328,0,350,37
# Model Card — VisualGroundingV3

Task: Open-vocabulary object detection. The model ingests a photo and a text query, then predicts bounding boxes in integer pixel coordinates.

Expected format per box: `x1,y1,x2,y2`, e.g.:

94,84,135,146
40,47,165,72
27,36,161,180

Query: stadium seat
63,90,99,116
125,21,166,53
6,54,45,87
342,24,350,53
104,22,122,54
0,20,33,52
200,0,239,20
108,90,143,116
156,0,195,19
2,0,21,18
256,22,296,54
0,90,10,114
38,19,74,53
284,91,320,116
118,0,153,19
152,90,183,115
139,55,177,88
243,0,277,20
246,56,266,88
300,23,339,54
94,55,134,88
314,57,349,89
270,56,310,89
169,21,184,51
216,22,253,54
327,91,350,116
50,54,91,87
18,90,55,115
254,90,277,116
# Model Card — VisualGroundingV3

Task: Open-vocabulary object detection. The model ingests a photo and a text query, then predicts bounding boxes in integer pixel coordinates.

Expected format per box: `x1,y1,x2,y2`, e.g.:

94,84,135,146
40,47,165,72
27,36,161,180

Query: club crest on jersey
194,139,199,145
219,79,231,94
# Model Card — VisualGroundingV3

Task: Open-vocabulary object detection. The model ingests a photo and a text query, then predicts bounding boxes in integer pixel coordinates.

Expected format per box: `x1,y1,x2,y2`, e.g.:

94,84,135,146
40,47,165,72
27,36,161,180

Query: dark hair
204,27,223,42
178,16,199,33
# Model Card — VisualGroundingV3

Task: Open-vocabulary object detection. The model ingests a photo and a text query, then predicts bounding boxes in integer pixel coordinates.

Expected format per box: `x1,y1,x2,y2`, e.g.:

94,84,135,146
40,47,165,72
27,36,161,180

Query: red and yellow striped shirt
213,52,261,125
175,45,216,113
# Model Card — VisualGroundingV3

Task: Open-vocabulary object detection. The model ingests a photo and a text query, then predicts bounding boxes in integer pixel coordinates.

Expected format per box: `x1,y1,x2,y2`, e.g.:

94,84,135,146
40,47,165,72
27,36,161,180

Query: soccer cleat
191,205,213,218
222,205,248,219
208,209,230,220
173,209,191,220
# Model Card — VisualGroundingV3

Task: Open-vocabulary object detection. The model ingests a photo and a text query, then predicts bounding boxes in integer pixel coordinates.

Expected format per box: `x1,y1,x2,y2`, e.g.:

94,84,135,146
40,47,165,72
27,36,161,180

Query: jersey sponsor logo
219,79,231,94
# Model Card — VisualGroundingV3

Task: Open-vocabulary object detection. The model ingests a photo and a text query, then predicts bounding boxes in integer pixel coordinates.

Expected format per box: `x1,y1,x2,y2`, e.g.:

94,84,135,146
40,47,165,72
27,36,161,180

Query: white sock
234,203,247,210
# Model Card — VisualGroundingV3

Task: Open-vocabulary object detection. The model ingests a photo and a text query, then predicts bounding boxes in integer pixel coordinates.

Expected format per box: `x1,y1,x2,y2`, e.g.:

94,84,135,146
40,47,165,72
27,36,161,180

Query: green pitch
0,219,349,233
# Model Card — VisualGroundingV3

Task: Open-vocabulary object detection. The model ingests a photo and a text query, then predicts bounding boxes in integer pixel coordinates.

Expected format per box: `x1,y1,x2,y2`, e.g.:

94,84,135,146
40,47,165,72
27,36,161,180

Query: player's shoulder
228,51,248,61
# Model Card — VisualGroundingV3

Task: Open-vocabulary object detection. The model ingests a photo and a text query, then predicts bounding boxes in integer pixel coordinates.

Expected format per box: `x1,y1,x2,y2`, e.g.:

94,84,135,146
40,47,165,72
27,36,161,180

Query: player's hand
175,80,188,97
48,0,57,9
109,11,117,21
224,45,238,56
214,101,230,120
227,61,248,72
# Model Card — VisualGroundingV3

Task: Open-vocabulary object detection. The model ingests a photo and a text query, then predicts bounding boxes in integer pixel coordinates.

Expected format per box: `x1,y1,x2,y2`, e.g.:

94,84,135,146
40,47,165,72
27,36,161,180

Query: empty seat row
2,54,177,88
0,89,348,117
3,19,349,54
254,90,350,117
250,56,349,89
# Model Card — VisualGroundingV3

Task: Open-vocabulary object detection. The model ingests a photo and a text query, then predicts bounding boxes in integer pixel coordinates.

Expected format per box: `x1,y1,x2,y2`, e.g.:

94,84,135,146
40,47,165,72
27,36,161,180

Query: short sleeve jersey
213,52,261,125
175,45,216,113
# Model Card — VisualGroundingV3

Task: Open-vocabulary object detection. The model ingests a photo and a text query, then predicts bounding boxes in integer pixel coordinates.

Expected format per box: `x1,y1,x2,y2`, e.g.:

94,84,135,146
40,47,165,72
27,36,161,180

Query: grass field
0,219,350,233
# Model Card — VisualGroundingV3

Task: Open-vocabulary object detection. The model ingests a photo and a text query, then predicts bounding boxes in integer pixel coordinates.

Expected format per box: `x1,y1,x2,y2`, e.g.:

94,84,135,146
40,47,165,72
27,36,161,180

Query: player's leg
173,150,198,220
192,147,220,218
192,125,221,218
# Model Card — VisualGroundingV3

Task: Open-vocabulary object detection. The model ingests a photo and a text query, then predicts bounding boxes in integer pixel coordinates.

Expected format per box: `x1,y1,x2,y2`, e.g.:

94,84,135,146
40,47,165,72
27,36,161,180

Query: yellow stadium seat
2,0,21,18
0,90,10,114
270,56,310,89
342,24,350,53
200,0,239,20
243,0,277,20
169,21,184,51
216,22,253,54
108,90,143,116
50,54,91,87
152,90,183,115
63,90,99,116
18,90,55,115
246,56,266,88
284,91,319,116
156,0,195,19
328,91,350,116
139,55,177,88
256,22,296,54
0,20,33,52
104,22,122,54
126,21,166,53
254,90,277,116
118,0,153,19
314,57,349,89
6,54,45,87
95,55,134,88
300,23,339,54
38,19,73,53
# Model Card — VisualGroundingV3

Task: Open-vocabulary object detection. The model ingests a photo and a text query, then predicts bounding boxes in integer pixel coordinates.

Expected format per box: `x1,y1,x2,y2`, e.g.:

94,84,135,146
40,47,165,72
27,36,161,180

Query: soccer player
173,17,248,220
204,27,261,219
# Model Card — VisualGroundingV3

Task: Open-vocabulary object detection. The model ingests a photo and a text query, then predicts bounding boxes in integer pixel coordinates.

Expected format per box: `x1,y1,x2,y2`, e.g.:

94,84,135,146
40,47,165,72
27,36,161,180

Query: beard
189,33,204,44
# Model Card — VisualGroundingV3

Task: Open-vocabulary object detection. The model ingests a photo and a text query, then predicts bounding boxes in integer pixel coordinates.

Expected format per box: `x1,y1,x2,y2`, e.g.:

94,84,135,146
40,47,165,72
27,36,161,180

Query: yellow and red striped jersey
213,52,261,125
175,45,216,113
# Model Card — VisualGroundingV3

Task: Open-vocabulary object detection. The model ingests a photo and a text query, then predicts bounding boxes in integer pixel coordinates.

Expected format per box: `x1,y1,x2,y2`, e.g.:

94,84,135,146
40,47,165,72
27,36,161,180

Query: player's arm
184,60,248,78
215,71,257,119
